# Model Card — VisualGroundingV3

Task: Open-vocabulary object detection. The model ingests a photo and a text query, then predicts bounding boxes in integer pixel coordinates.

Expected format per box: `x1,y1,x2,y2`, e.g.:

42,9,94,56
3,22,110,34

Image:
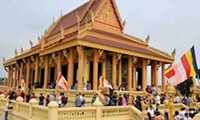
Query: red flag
57,71,68,90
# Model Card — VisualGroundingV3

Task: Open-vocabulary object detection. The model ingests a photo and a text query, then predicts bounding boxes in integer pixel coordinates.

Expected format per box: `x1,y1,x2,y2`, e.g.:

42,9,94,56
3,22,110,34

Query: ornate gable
95,0,122,33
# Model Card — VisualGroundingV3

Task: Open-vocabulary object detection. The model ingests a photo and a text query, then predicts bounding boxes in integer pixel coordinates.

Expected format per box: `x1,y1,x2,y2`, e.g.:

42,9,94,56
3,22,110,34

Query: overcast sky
0,0,200,82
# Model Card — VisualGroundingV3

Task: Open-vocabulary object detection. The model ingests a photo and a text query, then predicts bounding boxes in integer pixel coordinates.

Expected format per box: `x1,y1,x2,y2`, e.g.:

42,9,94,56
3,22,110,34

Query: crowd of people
1,84,200,120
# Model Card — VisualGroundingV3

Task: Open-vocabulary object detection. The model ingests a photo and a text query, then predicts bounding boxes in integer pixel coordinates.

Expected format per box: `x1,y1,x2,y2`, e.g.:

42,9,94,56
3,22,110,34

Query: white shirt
147,108,154,117
155,95,161,105
179,110,186,119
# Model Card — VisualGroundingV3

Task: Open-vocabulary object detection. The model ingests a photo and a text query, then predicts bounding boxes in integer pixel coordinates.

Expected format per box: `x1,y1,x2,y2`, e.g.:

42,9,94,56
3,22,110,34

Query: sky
0,0,200,83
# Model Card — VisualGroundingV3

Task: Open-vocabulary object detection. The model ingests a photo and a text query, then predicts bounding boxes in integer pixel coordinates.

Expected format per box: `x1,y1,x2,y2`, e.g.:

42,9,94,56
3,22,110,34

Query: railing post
29,98,38,118
48,101,59,120
16,97,23,112
93,100,103,120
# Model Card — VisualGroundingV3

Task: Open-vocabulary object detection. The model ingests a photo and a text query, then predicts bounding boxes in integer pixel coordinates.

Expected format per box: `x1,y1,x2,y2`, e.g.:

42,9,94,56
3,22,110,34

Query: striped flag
99,76,113,89
165,46,198,85
57,71,68,90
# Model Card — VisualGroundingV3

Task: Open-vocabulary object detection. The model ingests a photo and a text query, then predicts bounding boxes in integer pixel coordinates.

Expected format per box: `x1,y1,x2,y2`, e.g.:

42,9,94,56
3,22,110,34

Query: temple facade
3,0,174,92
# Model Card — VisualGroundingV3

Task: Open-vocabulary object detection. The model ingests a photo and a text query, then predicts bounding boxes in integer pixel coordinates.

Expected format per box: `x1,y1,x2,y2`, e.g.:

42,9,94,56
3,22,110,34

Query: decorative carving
96,1,120,30
77,46,83,56
157,61,162,70
21,47,24,53
147,59,151,65
30,40,33,48
60,25,65,39
63,49,69,59
51,53,57,61
14,49,18,56
3,57,5,63
117,53,122,61
40,56,44,64
132,56,138,64
171,49,176,57
23,58,26,64
145,35,150,44
31,56,35,62
98,50,104,58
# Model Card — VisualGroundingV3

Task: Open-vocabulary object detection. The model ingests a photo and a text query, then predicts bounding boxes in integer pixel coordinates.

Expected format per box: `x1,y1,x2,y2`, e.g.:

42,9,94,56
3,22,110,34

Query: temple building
3,0,174,92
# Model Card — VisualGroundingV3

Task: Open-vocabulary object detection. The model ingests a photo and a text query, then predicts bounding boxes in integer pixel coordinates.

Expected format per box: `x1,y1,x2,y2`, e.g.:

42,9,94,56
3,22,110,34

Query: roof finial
21,47,24,53
122,20,126,29
30,40,33,48
44,29,48,37
38,36,41,43
3,57,5,63
145,35,150,44
14,49,18,56
171,49,176,57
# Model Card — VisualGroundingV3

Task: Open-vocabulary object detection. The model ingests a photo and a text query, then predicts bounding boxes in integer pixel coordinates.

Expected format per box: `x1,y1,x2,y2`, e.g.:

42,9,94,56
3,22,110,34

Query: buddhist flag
57,71,68,90
99,76,113,89
165,46,198,85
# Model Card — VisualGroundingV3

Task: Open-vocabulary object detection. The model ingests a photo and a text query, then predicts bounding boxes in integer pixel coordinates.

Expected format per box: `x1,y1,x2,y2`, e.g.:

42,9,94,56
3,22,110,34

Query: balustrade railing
58,107,96,120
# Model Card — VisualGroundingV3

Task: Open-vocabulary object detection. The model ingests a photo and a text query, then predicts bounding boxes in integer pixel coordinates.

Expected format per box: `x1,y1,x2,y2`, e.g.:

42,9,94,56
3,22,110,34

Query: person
86,81,92,90
155,111,164,120
75,93,82,107
39,93,45,105
81,94,86,107
46,94,50,106
174,111,180,120
5,101,13,120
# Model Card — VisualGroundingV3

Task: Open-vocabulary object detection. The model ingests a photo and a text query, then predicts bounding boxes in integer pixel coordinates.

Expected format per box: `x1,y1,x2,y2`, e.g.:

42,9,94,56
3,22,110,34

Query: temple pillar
112,53,117,89
19,62,24,86
162,63,165,91
128,56,132,92
151,61,158,88
67,48,74,90
10,66,13,87
44,55,49,89
14,66,18,88
151,63,155,85
55,51,62,90
154,62,158,89
118,59,122,86
93,49,99,90
132,64,136,91
34,56,39,85
25,58,31,92
77,46,84,90
55,52,62,90
142,59,147,91
102,57,106,78
7,67,10,87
